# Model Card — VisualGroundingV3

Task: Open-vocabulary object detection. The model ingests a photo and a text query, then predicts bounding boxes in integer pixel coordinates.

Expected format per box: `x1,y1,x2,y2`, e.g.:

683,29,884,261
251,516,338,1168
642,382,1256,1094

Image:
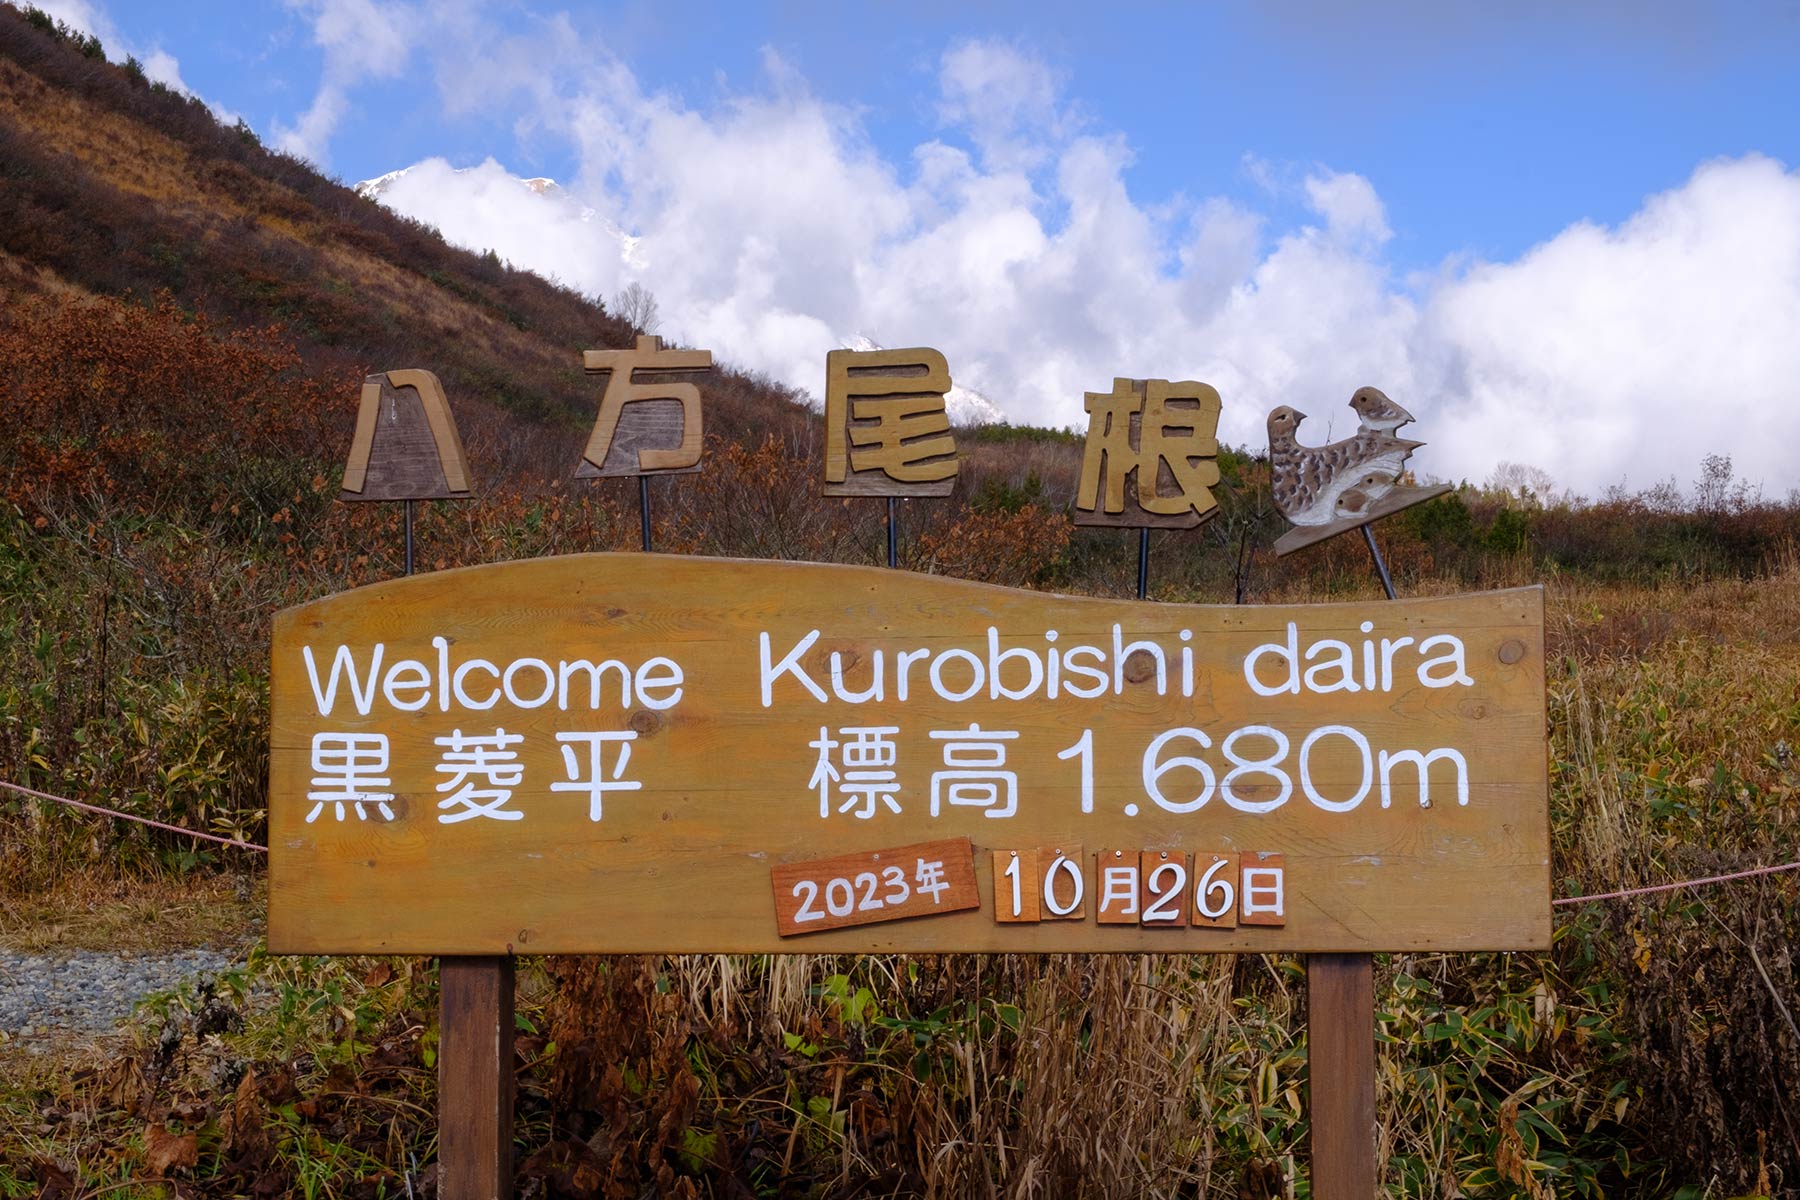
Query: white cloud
357,33,1800,494
1420,154,1800,494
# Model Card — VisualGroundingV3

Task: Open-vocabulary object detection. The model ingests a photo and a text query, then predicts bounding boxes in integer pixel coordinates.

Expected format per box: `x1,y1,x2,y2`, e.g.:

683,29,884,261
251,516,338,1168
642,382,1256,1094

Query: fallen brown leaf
144,1124,200,1175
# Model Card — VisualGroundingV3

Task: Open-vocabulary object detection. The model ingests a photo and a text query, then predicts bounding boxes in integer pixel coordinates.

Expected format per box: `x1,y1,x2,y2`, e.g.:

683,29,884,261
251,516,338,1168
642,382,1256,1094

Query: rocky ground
0,873,263,1058
0,948,241,1052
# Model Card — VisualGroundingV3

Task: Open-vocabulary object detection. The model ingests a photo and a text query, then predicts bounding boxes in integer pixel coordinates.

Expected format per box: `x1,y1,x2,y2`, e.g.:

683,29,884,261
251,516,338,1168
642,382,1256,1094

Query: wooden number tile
1191,852,1240,928
1139,850,1190,927
994,849,1041,923
1095,849,1140,924
1039,844,1085,920
772,838,978,937
1239,852,1286,927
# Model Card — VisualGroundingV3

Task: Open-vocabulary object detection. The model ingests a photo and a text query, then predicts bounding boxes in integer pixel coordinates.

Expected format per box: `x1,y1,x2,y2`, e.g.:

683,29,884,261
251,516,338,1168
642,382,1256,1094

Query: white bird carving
1268,402,1423,527
1348,386,1415,433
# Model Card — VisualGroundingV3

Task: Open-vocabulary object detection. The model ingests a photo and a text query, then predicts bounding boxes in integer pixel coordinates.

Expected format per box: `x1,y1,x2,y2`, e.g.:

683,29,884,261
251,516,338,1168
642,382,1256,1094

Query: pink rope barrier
1551,859,1800,906
0,778,268,852
4,776,1797,903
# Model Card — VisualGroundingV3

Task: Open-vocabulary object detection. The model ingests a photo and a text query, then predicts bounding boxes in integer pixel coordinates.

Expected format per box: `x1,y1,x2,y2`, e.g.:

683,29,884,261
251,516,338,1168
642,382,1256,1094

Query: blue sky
32,0,1800,493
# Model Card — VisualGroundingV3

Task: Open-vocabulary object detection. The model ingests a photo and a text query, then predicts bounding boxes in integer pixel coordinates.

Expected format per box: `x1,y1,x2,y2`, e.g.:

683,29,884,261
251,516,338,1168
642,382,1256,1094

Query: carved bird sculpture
1268,401,1423,527
1348,385,1415,433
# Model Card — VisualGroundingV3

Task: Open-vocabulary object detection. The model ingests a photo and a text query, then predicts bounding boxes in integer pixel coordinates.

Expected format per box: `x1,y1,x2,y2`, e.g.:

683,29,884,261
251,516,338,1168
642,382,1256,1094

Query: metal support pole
1135,527,1150,600
404,499,416,577
1360,522,1396,600
639,475,653,553
886,496,898,570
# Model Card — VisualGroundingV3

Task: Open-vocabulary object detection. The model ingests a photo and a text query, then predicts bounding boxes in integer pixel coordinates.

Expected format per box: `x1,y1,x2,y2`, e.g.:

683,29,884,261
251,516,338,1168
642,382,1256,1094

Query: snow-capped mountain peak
842,336,1004,427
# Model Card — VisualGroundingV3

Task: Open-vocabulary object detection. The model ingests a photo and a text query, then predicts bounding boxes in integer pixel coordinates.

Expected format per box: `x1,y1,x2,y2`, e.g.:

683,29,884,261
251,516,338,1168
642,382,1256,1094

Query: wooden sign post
339,369,474,573
1268,386,1455,1196
268,555,1550,1193
821,346,960,567
1073,376,1224,596
577,335,715,551
337,369,497,1191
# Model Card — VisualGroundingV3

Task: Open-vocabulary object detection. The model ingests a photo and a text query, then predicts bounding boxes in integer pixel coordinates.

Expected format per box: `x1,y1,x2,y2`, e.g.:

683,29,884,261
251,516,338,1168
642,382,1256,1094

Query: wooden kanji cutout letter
822,347,959,497
1239,852,1287,926
1095,849,1140,925
340,369,473,502
1075,378,1222,528
577,335,714,478
1268,386,1452,555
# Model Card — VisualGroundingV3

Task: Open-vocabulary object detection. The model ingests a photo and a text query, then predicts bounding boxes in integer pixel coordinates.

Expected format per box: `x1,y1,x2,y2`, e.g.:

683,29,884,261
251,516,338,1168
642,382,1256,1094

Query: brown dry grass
0,870,263,954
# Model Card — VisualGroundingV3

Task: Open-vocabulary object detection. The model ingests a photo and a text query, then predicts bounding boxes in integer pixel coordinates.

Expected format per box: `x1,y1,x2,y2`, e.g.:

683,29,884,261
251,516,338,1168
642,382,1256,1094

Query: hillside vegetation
2,8,1798,1198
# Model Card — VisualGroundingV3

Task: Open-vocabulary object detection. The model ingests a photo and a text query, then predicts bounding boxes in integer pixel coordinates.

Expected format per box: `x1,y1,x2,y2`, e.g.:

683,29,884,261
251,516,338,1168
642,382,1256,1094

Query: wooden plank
1040,844,1085,920
1191,851,1239,928
821,348,959,497
266,555,1551,955
439,955,514,1200
340,371,474,502
1139,850,1189,927
1094,849,1141,925
1240,851,1287,926
993,848,1041,923
1273,484,1454,555
1074,378,1223,529
770,838,979,935
1307,953,1377,1199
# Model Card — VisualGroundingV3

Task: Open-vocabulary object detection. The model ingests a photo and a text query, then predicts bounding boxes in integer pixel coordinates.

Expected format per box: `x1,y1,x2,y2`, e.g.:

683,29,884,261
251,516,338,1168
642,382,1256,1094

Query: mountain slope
0,6,811,478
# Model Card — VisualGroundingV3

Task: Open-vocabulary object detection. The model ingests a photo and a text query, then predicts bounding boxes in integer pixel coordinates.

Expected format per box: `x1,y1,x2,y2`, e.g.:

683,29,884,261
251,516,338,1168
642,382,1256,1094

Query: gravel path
0,949,240,1051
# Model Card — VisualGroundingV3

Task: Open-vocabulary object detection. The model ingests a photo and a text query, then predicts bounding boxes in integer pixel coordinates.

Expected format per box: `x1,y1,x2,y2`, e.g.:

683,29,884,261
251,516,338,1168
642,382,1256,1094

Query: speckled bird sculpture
1267,387,1452,555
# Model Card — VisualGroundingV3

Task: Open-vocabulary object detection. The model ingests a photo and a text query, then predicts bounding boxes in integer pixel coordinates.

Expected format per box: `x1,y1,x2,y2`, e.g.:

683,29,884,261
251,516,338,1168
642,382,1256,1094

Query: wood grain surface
268,554,1550,954
771,838,979,935
340,371,473,502
577,336,712,477
439,957,514,1198
821,347,958,497
1273,483,1454,555
1307,953,1378,1198
1074,378,1223,529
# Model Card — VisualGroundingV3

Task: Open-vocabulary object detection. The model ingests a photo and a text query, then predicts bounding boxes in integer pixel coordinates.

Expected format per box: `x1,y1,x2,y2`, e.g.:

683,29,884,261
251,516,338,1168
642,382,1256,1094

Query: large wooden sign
268,556,1549,955
341,370,473,502
1075,377,1223,528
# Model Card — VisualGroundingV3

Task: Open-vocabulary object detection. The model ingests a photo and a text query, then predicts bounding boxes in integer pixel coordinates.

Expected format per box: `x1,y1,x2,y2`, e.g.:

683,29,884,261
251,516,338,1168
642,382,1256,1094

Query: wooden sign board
1268,388,1450,554
822,347,959,497
576,336,713,478
267,555,1550,955
341,370,472,502
1074,378,1223,529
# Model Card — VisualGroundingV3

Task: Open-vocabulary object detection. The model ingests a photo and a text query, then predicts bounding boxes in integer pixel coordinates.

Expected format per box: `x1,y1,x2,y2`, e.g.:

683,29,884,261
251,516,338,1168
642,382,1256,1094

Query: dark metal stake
1135,527,1150,600
639,475,653,553
886,496,898,570
1360,523,1395,601
404,499,415,577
